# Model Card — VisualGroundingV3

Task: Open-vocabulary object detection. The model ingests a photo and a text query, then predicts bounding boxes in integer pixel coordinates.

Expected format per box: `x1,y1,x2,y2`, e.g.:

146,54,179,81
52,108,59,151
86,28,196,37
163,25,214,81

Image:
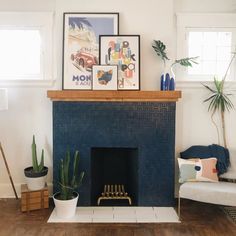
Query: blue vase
165,73,170,90
169,77,175,90
160,74,165,90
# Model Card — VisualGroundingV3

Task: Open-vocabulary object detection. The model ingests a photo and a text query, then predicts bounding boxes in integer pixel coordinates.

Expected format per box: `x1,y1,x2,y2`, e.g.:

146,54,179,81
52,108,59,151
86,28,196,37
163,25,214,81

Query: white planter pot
24,166,48,191
53,192,79,219
25,175,47,191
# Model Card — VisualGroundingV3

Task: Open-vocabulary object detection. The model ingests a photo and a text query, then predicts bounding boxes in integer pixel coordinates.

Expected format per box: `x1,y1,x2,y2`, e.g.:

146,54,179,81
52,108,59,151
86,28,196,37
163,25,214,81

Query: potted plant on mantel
152,40,198,90
53,150,84,219
24,135,48,191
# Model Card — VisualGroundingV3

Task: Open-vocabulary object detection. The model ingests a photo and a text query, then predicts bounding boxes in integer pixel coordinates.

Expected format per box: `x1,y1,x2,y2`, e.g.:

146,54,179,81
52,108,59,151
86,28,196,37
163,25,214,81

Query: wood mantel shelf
47,90,182,102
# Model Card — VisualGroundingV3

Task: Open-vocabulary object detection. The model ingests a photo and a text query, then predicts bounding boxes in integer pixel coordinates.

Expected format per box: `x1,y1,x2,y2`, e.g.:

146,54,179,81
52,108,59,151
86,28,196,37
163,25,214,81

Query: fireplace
48,90,181,206
91,147,138,206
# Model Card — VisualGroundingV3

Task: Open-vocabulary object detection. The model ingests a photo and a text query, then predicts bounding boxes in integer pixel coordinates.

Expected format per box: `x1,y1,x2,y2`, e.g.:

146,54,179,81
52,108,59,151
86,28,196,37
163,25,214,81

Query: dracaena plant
203,50,236,148
152,40,198,74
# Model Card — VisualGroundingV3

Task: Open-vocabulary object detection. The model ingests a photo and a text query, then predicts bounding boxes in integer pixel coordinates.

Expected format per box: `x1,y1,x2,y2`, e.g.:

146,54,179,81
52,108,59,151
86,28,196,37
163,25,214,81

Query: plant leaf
64,151,70,186
203,94,217,103
38,149,44,172
174,56,199,67
152,40,170,64
202,83,216,93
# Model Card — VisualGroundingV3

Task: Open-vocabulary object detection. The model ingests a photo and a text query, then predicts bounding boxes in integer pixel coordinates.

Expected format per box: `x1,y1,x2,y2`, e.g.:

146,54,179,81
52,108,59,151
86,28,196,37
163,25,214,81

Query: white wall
0,0,236,197
174,0,236,153
175,0,236,13
0,0,56,196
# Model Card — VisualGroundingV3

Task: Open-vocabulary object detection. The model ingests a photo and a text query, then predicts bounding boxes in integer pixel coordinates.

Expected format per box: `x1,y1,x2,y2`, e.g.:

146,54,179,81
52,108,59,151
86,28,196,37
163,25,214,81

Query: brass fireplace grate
97,184,132,205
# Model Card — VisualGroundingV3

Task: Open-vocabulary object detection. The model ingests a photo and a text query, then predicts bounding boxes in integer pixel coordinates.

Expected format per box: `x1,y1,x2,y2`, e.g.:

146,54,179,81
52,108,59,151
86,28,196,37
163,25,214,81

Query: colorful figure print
97,70,113,85
100,36,140,90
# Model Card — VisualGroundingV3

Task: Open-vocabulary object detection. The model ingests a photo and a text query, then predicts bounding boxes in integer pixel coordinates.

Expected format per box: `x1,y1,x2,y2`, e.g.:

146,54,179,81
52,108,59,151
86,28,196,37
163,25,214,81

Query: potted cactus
53,150,84,219
24,135,48,190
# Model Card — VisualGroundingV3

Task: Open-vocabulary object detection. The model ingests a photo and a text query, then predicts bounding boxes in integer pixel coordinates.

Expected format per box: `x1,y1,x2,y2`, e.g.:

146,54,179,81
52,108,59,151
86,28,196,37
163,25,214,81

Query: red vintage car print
71,51,98,71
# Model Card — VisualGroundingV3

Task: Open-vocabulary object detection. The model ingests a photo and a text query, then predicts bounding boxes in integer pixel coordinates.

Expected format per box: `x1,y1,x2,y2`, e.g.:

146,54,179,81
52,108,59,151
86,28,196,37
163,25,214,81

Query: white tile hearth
48,207,180,223
154,207,181,223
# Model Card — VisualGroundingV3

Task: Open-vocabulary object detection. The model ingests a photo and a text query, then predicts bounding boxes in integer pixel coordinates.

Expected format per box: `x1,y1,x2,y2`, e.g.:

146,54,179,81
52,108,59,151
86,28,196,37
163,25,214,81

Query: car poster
63,13,119,90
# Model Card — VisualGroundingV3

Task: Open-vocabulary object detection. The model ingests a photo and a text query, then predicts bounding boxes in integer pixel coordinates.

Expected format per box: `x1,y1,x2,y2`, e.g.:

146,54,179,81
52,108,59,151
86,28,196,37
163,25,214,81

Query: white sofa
178,149,236,218
178,181,236,218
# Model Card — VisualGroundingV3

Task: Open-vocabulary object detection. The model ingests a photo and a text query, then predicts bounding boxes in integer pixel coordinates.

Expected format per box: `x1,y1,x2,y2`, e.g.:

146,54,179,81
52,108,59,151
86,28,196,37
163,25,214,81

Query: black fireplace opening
91,147,139,206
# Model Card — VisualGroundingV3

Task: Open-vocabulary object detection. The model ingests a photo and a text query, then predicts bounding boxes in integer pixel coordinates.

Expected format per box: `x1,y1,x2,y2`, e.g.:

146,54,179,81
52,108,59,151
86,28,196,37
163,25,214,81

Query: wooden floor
0,199,235,236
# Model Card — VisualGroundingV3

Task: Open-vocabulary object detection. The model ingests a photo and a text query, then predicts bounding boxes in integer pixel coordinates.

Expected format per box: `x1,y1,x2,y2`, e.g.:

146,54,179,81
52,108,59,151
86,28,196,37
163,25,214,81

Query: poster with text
100,35,140,90
63,13,119,90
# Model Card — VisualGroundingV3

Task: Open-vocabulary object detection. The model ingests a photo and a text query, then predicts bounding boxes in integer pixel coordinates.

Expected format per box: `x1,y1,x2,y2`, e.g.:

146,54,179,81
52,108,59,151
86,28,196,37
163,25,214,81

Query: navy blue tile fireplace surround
53,101,176,206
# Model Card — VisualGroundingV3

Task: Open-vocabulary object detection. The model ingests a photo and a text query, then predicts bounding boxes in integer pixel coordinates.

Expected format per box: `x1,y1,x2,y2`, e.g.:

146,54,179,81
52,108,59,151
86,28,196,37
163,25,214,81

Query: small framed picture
99,35,140,90
92,65,118,90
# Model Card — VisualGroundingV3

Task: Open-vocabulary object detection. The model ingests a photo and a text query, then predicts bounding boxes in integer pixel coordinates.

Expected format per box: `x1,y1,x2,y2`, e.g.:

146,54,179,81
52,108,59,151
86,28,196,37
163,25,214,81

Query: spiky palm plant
203,51,236,148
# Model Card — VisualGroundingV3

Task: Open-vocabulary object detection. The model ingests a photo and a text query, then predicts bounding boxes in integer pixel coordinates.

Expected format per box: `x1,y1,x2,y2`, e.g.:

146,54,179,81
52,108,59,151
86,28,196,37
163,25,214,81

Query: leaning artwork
62,13,119,90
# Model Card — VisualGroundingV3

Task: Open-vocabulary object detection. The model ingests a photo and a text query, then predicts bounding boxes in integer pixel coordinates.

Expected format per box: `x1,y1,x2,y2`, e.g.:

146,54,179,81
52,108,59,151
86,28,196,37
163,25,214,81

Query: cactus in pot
32,135,45,172
24,135,48,190
53,150,84,219
58,150,84,200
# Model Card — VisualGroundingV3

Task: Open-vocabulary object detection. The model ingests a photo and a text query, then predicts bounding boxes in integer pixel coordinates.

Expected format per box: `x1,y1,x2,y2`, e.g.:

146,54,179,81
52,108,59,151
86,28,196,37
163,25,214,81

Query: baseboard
0,183,53,198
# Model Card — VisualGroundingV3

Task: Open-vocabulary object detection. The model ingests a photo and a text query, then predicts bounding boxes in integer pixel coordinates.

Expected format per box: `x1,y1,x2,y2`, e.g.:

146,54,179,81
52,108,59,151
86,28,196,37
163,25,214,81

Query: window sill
0,79,56,87
176,80,236,89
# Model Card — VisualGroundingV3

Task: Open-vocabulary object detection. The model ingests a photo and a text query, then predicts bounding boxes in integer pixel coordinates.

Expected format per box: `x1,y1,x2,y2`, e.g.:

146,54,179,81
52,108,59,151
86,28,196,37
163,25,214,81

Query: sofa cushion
178,158,218,183
180,144,230,175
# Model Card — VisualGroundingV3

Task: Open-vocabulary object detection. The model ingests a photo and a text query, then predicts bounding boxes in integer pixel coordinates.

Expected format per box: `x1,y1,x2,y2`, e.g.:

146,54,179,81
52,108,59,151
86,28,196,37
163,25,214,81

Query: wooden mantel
47,90,182,102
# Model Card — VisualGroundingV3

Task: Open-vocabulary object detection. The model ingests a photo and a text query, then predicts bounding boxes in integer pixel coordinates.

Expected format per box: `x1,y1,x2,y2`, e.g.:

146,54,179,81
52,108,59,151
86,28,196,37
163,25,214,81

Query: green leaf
223,94,234,111
77,171,85,189
174,56,199,67
203,94,217,103
202,83,216,93
38,149,44,172
64,151,70,186
71,151,80,187
203,74,234,115
32,135,39,172
208,96,217,112
58,150,85,200
152,40,170,64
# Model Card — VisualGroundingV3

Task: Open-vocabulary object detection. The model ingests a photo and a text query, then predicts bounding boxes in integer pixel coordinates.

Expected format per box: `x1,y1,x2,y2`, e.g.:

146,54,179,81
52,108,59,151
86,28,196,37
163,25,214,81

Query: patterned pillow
178,157,218,183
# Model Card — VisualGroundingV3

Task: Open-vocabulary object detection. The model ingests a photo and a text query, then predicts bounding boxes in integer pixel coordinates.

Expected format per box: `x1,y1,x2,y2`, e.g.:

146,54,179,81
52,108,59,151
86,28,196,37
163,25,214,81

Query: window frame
0,12,55,87
176,13,236,87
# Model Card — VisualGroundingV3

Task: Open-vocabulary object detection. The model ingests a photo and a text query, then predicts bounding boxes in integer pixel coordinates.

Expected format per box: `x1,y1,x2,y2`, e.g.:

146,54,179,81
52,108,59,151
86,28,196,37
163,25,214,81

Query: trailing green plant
152,40,198,73
203,50,236,148
58,150,84,200
32,135,45,173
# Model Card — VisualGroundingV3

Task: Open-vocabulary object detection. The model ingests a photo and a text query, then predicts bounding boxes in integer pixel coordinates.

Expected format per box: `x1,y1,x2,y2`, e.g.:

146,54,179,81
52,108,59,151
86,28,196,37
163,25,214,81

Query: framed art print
99,35,140,90
62,13,119,90
92,65,118,90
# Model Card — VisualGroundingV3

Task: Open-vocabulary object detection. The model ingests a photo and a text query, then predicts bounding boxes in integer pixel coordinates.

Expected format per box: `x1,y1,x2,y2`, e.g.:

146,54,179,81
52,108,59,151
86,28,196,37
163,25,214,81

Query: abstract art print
100,35,140,90
92,65,118,90
63,13,119,90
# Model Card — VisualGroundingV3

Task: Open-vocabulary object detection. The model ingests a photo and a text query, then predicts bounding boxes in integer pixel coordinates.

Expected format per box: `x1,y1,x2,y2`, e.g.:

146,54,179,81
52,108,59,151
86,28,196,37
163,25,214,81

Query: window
188,30,233,77
0,12,54,86
0,29,41,79
177,13,236,83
